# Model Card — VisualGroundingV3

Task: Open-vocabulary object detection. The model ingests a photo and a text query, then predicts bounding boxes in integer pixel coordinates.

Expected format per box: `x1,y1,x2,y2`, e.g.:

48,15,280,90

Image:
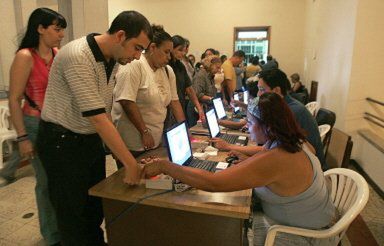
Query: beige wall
302,0,358,129
347,0,384,188
347,0,384,137
0,0,20,90
108,0,306,78
303,0,384,189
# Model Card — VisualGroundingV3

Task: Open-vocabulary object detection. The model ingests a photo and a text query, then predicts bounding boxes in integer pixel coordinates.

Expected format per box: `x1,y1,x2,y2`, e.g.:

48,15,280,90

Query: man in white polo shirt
36,11,152,245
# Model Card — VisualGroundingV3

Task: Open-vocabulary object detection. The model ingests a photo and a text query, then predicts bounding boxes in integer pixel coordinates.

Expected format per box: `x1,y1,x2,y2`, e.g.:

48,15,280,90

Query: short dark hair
258,68,289,96
251,56,259,65
201,48,219,59
171,35,186,48
220,55,227,63
18,8,67,51
108,11,152,41
147,24,171,50
267,55,273,61
233,50,245,58
256,92,306,153
247,81,259,98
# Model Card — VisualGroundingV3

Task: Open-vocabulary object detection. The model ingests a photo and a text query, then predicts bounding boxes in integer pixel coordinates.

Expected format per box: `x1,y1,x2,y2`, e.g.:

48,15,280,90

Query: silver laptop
165,121,218,172
205,109,248,146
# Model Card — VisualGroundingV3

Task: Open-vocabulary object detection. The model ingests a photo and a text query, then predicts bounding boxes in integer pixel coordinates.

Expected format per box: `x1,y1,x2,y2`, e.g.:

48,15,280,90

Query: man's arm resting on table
88,113,140,184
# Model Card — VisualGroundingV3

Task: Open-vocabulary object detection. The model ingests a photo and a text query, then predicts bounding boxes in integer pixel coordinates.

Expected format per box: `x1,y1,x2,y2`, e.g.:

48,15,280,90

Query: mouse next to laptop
225,156,239,164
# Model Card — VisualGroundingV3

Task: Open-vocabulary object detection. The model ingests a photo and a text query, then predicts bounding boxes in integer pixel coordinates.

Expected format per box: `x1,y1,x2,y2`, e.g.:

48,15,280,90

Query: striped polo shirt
41,34,118,134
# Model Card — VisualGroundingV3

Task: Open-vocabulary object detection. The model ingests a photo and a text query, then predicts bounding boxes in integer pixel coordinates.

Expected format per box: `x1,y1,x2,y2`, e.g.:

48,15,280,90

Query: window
234,26,270,64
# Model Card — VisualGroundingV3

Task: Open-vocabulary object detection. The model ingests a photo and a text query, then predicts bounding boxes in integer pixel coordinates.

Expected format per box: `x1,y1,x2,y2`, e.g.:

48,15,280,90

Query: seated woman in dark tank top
143,92,338,245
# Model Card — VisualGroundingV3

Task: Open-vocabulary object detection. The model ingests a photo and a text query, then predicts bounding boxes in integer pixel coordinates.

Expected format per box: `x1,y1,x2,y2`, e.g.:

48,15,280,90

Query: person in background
180,38,195,81
262,55,278,71
36,11,152,245
187,55,222,126
290,73,305,93
220,54,227,63
169,35,204,127
144,93,337,246
201,48,218,60
112,25,184,161
187,54,196,67
245,56,262,79
257,69,326,169
2,8,66,245
235,64,245,91
221,50,245,105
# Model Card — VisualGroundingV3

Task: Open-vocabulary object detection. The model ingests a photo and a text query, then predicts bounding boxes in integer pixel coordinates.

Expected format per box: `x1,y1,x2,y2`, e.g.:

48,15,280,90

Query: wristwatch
142,128,151,135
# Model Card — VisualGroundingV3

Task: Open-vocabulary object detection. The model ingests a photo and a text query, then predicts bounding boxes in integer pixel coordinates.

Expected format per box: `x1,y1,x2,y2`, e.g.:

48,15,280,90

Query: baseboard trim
350,159,384,199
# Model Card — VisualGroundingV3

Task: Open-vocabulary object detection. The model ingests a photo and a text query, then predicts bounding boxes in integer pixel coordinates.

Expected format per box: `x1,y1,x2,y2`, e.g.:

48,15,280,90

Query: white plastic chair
264,168,369,246
305,101,319,117
318,124,331,141
0,106,17,169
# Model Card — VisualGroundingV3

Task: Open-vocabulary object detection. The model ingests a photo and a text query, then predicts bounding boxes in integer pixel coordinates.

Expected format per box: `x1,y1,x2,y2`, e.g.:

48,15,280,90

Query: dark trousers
36,120,106,246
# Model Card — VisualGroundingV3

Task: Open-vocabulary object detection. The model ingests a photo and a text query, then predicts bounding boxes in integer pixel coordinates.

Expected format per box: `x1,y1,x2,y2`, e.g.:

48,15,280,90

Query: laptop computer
205,109,248,146
243,90,249,105
233,93,240,114
212,97,242,121
165,121,219,172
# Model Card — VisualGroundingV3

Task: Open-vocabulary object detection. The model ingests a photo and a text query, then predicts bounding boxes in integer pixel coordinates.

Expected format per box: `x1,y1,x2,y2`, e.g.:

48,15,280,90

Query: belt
40,120,98,138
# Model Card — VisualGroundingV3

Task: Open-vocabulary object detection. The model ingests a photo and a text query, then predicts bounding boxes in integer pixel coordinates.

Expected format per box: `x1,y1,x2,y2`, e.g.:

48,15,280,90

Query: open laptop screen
233,93,240,113
243,91,249,105
206,109,220,138
165,122,192,165
212,98,226,119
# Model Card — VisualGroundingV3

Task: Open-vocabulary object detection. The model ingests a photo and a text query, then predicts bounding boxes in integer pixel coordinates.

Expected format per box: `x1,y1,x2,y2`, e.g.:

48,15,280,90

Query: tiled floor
0,156,383,245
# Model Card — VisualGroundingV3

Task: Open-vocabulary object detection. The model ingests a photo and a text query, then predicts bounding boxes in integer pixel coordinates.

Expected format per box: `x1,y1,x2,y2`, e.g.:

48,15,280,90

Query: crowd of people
0,7,335,246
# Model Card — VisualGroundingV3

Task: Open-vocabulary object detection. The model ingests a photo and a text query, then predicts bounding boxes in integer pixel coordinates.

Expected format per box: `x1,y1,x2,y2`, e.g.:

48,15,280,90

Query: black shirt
169,59,192,111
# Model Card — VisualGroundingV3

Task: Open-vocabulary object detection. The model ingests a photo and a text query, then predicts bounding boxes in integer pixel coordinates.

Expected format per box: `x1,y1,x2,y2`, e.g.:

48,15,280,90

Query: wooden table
89,147,252,246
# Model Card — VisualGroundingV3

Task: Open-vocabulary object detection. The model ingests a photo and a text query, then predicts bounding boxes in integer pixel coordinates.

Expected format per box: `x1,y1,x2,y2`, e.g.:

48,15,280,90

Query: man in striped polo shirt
36,11,152,245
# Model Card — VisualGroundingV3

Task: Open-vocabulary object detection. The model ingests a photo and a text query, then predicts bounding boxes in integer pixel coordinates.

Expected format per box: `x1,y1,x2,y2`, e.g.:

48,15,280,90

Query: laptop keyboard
221,134,238,144
189,159,217,172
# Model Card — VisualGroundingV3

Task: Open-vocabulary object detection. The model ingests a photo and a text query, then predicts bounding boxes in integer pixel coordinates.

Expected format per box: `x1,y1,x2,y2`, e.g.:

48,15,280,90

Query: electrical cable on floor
106,189,173,227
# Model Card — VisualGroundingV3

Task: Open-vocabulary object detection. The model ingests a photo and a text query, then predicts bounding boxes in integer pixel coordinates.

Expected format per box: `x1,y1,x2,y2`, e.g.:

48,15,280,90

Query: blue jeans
0,115,60,244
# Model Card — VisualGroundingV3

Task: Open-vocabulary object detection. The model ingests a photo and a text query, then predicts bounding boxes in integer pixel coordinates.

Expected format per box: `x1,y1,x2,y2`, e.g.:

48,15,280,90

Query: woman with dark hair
144,92,337,245
168,35,204,127
112,25,185,160
1,7,66,245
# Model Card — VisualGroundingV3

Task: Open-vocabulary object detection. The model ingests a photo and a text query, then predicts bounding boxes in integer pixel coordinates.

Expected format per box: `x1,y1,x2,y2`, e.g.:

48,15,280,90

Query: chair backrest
309,81,318,102
318,124,331,140
316,108,336,127
324,168,369,243
305,101,319,117
0,106,12,131
325,128,353,168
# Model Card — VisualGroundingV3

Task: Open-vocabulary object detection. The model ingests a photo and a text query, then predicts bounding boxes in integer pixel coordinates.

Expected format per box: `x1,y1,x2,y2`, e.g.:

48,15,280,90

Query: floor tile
8,224,43,245
0,201,30,221
0,219,24,240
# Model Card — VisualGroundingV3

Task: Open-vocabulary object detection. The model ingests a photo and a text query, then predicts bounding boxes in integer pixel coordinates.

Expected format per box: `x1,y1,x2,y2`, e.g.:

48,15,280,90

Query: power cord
106,189,173,227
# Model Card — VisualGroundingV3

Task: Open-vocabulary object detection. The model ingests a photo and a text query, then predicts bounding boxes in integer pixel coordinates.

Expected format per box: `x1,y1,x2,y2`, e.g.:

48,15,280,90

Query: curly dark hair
256,93,306,153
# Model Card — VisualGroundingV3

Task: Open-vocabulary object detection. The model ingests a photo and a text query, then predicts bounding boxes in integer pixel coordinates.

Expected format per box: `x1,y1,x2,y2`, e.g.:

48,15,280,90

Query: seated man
212,69,327,170
218,81,259,130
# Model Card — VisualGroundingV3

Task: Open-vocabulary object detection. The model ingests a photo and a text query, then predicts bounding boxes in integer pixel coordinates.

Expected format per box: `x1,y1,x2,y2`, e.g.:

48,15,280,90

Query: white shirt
112,55,178,151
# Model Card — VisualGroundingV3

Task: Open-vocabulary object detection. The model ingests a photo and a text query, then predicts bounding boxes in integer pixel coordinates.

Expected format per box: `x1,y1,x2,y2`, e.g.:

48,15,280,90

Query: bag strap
24,93,41,112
